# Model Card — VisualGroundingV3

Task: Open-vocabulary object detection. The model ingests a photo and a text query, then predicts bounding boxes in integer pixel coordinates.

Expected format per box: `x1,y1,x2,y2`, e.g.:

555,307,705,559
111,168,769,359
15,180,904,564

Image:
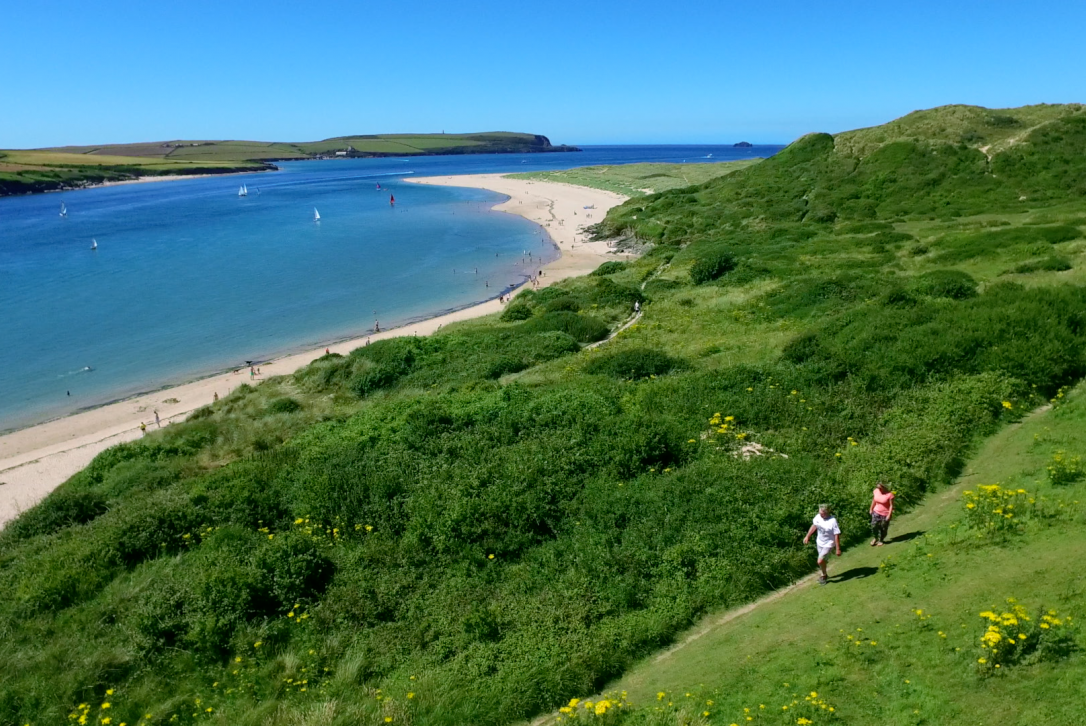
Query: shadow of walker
831,566,879,583
887,529,926,544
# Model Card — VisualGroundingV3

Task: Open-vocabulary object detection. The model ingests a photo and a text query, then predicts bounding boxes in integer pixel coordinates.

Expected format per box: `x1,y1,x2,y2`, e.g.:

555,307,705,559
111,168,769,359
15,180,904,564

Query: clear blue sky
3,0,1084,148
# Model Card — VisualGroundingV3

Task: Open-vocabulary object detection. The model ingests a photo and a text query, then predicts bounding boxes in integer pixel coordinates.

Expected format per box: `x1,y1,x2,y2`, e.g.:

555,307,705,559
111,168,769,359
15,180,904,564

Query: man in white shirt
803,503,842,585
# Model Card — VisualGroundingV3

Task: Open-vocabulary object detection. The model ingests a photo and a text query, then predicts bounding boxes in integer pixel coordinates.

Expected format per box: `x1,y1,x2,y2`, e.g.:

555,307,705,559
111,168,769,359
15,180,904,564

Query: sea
0,145,782,431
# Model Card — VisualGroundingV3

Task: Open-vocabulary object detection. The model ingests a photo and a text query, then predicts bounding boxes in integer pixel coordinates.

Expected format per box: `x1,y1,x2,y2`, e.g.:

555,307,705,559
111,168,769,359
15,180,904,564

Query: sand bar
0,175,628,527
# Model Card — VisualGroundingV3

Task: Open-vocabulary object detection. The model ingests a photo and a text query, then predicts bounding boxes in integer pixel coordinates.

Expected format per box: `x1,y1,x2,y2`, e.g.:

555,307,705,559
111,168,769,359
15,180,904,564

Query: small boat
313,208,321,222
376,182,382,190
238,185,248,197
59,202,67,217
390,194,395,206
90,239,98,250
705,153,713,159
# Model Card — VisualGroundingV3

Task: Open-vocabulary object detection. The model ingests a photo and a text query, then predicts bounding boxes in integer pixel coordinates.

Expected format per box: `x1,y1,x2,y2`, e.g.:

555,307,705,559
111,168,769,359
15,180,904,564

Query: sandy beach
0,174,628,528
97,169,271,188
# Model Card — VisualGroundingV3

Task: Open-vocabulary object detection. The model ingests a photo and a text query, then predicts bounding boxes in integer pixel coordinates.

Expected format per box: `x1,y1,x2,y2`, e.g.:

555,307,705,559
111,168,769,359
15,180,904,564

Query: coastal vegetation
561,381,1086,725
2,103,1086,725
0,132,576,196
511,159,762,197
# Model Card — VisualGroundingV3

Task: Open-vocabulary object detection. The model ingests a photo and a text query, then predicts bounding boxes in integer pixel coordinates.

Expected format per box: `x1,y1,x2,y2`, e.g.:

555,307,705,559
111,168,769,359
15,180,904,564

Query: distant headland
0,132,580,197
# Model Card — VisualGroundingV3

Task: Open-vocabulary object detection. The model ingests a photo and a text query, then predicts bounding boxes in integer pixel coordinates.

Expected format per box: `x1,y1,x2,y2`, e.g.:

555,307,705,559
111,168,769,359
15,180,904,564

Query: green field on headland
510,158,761,197
2,103,1086,726
0,132,576,196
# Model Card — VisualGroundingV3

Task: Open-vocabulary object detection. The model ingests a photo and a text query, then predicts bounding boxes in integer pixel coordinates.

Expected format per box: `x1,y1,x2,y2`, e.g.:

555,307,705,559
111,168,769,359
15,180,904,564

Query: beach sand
0,174,628,527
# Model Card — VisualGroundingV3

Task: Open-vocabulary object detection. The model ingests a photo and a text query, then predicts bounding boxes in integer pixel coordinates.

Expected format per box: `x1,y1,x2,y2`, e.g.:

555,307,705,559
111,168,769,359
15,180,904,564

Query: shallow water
0,145,780,430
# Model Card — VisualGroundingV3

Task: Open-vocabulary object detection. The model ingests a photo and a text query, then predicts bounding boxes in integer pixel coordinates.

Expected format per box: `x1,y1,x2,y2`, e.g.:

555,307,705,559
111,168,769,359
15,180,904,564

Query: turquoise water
0,146,781,430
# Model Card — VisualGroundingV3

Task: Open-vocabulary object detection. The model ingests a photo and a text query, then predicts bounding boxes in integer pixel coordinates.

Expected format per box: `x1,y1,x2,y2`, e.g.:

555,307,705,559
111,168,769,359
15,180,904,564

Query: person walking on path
803,504,841,585
154,410,160,428
869,482,895,546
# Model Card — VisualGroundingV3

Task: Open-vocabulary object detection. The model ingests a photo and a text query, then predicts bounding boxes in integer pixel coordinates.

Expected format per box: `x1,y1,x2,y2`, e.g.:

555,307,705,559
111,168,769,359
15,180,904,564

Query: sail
91,239,97,250
60,203,67,217
390,194,395,206
314,208,320,221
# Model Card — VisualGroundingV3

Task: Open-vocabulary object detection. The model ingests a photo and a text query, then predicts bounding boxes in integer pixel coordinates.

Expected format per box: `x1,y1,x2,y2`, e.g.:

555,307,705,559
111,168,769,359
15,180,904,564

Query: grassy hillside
0,148,265,196
546,383,1086,725
2,104,1085,726
0,133,577,196
509,159,763,197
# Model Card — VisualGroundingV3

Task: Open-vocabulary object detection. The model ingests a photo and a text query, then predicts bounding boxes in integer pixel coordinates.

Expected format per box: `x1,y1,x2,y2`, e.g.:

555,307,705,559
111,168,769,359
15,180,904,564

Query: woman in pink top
869,482,894,546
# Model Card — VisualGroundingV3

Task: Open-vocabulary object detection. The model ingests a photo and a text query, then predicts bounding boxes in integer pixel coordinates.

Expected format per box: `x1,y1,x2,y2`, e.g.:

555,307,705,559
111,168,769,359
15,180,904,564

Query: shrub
689,250,736,284
349,338,421,397
1035,225,1081,244
253,532,335,612
542,294,582,313
1047,451,1084,485
588,278,644,308
5,491,108,540
590,261,627,276
109,491,208,565
584,349,689,380
1007,255,1072,274
912,269,978,299
501,302,533,321
976,600,1077,675
266,397,302,414
521,312,609,343
960,484,1033,536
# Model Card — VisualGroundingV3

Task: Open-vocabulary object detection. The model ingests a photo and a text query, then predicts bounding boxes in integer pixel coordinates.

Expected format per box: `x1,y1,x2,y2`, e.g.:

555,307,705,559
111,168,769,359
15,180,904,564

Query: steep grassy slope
545,383,1086,725
1,105,1085,726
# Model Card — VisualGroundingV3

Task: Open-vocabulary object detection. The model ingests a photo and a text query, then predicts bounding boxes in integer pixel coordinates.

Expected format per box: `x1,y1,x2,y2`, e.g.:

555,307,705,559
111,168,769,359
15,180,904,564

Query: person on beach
803,504,841,585
154,410,160,428
869,482,895,546
213,392,219,403
139,422,147,435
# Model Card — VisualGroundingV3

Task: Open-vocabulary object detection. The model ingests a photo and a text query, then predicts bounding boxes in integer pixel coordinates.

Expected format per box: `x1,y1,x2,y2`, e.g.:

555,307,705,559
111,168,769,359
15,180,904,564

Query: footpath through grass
547,385,1086,725
2,104,1086,725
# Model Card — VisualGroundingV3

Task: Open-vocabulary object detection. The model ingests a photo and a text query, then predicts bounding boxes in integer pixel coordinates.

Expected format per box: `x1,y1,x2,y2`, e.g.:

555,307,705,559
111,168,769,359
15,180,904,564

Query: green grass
2,103,1086,726
835,103,1086,157
562,384,1086,726
510,159,762,197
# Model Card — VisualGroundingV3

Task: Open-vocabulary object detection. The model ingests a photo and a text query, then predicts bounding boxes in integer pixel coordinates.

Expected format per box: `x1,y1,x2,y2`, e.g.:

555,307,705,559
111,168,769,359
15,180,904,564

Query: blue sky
3,0,1084,148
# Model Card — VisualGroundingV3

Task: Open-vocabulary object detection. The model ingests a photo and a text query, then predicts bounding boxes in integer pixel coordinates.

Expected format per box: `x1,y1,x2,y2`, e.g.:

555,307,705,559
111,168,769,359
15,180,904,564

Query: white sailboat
313,208,321,222
90,239,98,250
59,202,67,217
238,185,248,197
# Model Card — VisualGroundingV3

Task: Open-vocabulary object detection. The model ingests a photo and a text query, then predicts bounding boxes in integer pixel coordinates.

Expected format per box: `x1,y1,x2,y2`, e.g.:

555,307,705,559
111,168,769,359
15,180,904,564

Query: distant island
733,141,753,147
0,132,580,196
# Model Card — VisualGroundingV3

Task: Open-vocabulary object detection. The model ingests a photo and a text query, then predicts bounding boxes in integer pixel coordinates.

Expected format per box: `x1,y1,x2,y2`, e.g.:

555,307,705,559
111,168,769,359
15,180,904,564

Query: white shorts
817,544,834,561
